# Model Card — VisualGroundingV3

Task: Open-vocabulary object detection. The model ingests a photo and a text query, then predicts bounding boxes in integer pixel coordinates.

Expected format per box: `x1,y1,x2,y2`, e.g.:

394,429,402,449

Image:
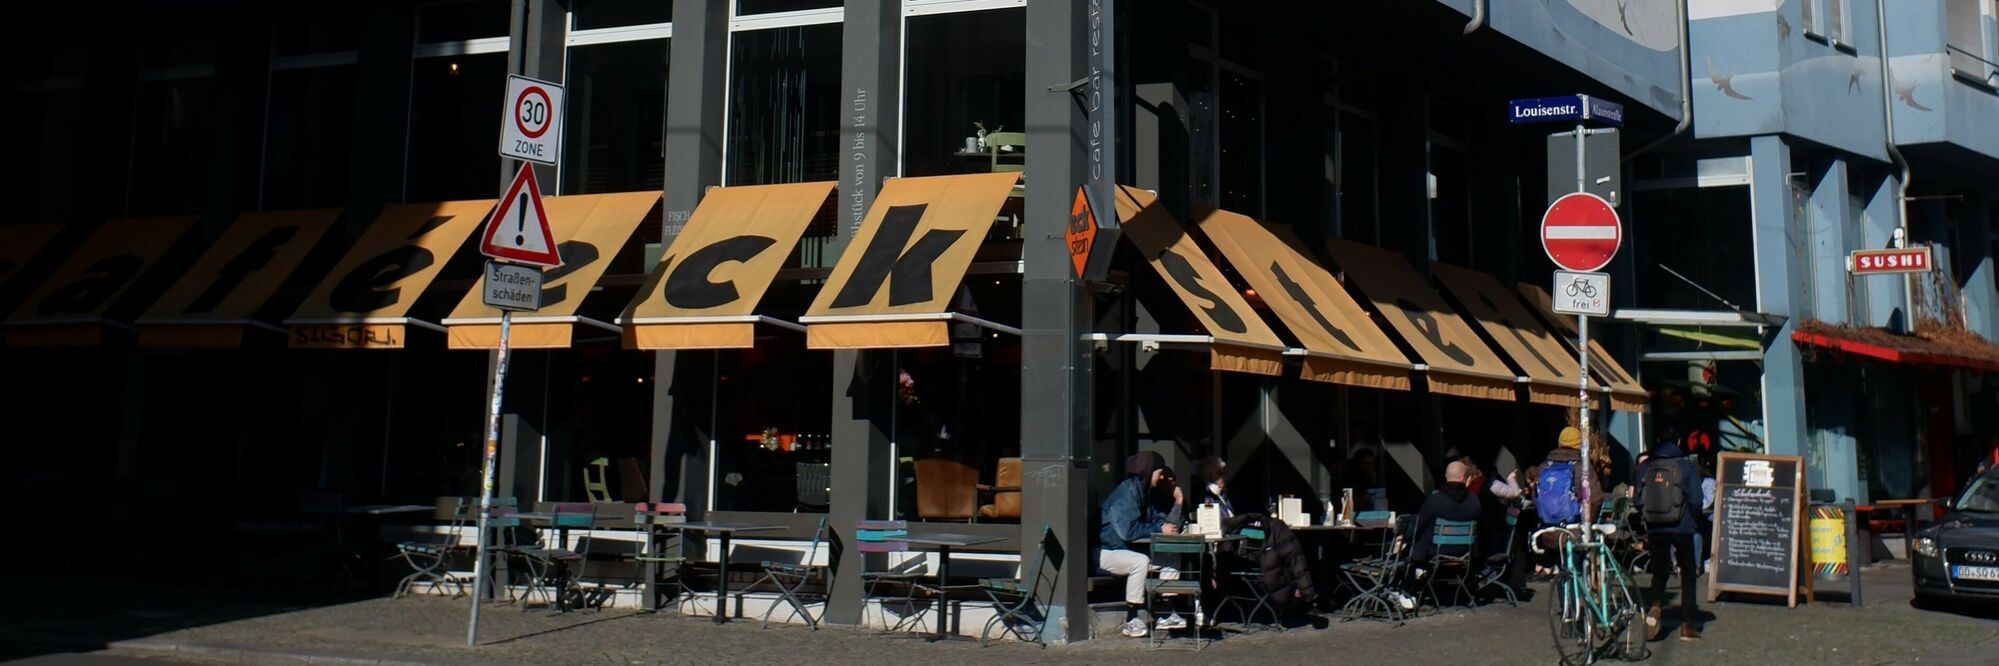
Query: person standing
1636,433,1707,641
1097,451,1185,637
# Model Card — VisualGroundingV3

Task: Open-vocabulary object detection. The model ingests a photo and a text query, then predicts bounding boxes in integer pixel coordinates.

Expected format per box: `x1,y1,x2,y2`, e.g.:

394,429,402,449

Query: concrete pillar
1809,158,1851,324
1751,135,1807,458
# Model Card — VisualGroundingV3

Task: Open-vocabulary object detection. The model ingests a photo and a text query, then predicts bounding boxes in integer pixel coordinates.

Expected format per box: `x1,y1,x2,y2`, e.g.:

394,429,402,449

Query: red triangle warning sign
480,164,562,267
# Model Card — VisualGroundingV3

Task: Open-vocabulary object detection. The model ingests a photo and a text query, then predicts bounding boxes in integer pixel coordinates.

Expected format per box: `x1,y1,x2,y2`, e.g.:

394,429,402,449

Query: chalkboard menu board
1708,452,1806,607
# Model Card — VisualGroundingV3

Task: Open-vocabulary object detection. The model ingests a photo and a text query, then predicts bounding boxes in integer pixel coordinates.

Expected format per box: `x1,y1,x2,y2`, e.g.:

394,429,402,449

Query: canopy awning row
0,174,1645,412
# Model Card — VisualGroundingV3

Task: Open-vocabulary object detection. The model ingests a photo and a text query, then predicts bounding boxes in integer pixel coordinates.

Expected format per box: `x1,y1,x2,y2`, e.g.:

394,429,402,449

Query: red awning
1792,322,1999,373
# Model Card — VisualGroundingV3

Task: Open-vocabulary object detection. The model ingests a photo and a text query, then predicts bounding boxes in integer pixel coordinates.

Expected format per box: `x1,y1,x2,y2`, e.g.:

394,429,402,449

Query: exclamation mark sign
514,193,528,246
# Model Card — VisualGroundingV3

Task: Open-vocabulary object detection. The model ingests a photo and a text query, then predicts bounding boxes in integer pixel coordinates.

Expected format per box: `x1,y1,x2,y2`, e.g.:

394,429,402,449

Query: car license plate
1953,565,1999,581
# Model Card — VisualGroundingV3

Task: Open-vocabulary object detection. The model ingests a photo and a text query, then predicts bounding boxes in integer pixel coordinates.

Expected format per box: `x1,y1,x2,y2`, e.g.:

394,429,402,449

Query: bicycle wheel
1547,572,1590,665
1605,562,1650,661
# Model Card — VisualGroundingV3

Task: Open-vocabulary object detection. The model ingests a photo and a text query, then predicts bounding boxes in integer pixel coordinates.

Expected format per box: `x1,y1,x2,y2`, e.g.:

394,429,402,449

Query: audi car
1913,466,1999,606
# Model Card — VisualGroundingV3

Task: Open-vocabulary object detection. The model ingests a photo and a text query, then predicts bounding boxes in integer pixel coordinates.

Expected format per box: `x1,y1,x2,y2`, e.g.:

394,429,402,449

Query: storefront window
1336,111,1378,244
561,39,669,195
713,281,834,513
900,8,1024,178
13,45,83,224
737,0,839,15
573,0,671,30
1629,183,1755,310
406,54,505,202
891,278,1023,523
416,0,509,44
724,23,841,186
128,77,213,216
264,66,356,209
1218,72,1262,215
532,348,660,503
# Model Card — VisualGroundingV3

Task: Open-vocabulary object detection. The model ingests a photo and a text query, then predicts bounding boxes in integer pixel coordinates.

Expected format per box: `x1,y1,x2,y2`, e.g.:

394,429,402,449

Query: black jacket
1411,483,1482,562
1253,517,1316,608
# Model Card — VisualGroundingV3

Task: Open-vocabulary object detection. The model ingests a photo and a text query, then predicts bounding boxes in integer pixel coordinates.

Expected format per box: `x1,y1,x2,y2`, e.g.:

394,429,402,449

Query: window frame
557,9,674,194
894,0,1027,178
404,2,513,202
262,16,362,210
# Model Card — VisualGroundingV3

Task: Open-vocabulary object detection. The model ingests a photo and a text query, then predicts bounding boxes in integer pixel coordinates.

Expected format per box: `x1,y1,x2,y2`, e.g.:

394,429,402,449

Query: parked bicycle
1532,523,1648,665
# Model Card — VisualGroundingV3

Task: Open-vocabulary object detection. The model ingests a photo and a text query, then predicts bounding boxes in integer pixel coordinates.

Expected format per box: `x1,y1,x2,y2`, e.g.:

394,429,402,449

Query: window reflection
406,53,505,203
725,24,841,186
561,39,668,195
713,282,833,513
892,279,1022,523
901,8,1025,178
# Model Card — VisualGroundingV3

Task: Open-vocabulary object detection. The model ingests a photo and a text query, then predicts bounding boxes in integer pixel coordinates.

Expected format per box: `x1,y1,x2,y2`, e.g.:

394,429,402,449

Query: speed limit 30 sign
499,74,564,165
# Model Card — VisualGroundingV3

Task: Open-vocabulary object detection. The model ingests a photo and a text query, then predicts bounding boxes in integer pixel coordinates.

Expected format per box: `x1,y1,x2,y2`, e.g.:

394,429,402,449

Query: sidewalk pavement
3,562,1995,665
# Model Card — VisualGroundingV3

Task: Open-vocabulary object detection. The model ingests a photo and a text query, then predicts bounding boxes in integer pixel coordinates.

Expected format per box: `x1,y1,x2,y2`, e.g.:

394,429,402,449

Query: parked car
1912,466,1999,606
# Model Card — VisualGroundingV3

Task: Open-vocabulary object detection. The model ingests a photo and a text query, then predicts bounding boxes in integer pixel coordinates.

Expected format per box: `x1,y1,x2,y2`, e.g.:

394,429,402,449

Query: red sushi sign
1848,247,1932,275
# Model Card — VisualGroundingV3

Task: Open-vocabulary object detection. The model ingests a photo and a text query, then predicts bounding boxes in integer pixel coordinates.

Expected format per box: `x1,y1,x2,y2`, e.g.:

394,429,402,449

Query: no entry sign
499,75,564,165
1541,192,1622,273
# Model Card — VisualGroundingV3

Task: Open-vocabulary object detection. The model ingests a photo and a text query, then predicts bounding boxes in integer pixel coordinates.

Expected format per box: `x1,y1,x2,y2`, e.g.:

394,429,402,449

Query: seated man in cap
1097,450,1186,637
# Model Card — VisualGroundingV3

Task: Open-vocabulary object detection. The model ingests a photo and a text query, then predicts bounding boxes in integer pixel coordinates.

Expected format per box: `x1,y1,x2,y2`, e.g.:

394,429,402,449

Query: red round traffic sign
515,86,552,139
1541,192,1622,272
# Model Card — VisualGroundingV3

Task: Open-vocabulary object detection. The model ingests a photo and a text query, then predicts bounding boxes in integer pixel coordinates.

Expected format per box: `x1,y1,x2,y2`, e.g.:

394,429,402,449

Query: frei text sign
1508,94,1624,127
1541,192,1623,273
499,75,564,165
479,165,562,268
1848,247,1932,275
482,261,542,312
1552,271,1610,317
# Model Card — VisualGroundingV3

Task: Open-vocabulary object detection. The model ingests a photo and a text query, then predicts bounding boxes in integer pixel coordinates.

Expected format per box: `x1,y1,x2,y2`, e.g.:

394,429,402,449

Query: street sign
1068,186,1098,280
1541,192,1623,273
479,164,561,268
499,75,564,165
1848,247,1932,275
482,261,542,312
1508,94,1624,127
1552,271,1610,316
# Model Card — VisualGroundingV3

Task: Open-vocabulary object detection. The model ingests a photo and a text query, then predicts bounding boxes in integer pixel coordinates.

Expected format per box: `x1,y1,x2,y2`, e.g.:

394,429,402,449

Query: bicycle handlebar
1528,523,1621,554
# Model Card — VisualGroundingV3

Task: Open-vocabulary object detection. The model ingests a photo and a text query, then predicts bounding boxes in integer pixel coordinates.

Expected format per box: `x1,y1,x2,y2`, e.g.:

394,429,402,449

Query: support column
1021,0,1097,643
1862,173,1909,329
1751,135,1807,458
1959,198,1998,341
826,0,900,626
1809,158,1852,324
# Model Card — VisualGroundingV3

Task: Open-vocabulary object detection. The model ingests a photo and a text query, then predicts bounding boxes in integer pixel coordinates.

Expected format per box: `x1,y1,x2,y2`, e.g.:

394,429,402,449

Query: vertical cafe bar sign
1079,0,1120,282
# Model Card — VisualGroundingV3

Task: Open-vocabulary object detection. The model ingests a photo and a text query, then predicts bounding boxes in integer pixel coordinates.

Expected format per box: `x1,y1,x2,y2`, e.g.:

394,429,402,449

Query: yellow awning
623,181,837,349
802,173,1019,349
285,199,494,349
442,191,660,350
1520,284,1648,412
1192,206,1412,389
1117,187,1286,376
135,209,340,348
1,217,197,347
1431,263,1585,407
1320,239,1516,400
0,224,62,291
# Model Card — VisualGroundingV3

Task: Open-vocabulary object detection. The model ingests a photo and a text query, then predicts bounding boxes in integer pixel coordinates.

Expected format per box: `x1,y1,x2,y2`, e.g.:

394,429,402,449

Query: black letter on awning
38,255,144,316
1271,261,1361,353
186,225,299,314
1476,290,1561,375
538,240,600,307
1397,298,1474,366
1159,249,1247,334
662,235,776,310
329,246,434,313
830,204,964,308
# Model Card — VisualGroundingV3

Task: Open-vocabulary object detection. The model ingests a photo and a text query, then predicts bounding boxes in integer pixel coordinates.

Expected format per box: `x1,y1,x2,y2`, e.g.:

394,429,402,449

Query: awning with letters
1431,263,1585,407
0,217,198,347
1192,205,1411,388
284,199,494,349
442,191,660,350
622,181,837,349
1520,284,1648,412
0,224,62,291
135,209,340,348
1117,187,1286,376
1320,238,1516,400
801,173,1021,349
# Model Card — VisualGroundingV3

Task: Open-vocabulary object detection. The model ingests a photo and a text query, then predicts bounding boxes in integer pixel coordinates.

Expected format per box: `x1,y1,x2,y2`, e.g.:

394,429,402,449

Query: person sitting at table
1097,450,1186,638
1194,456,1317,619
1196,456,1237,522
1389,460,1483,611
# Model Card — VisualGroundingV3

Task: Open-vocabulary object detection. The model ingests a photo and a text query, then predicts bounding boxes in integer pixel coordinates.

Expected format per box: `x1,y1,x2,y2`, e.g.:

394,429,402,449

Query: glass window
573,0,672,29
890,279,1023,523
129,78,214,216
713,280,833,513
417,0,510,44
1218,14,1259,69
264,66,357,209
275,15,362,56
1630,184,1755,310
13,85,81,223
724,23,841,186
1218,71,1261,214
737,0,839,15
534,348,660,503
1429,144,1469,266
901,8,1025,178
561,39,669,195
406,53,506,202
1337,112,1378,244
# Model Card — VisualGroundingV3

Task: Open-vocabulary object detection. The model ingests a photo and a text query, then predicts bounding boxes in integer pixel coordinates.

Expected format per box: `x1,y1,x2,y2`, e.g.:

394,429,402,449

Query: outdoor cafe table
661,521,784,624
896,532,1006,641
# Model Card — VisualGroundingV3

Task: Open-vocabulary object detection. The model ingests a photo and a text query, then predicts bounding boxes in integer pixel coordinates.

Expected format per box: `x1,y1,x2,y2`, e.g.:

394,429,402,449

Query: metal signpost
1515,94,1624,544
469,80,564,648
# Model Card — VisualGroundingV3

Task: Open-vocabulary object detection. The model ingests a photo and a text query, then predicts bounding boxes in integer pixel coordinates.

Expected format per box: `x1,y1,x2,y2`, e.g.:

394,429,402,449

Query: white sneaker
1120,618,1149,638
1393,591,1418,612
1156,566,1181,581
1156,613,1188,630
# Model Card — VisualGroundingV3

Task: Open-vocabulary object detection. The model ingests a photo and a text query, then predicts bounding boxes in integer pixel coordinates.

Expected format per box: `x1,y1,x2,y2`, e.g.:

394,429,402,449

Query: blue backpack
1536,461,1582,525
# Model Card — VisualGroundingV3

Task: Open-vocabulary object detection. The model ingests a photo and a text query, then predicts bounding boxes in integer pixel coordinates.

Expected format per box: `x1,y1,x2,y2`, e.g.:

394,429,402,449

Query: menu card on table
1197,502,1222,539
1279,497,1306,528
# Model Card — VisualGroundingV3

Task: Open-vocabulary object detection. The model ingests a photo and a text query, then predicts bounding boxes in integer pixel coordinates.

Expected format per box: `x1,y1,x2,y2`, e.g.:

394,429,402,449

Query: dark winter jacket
1254,518,1316,608
1410,482,1482,562
1634,441,1705,536
1098,452,1175,551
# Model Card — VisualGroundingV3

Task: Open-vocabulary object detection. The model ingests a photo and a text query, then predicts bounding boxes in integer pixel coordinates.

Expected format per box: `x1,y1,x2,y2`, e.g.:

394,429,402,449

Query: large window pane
417,0,510,43
264,66,356,209
13,86,81,223
892,279,1023,523
725,24,841,186
901,8,1025,178
573,0,671,30
407,53,505,202
1337,113,1378,244
1218,71,1261,214
715,279,832,512
561,39,669,195
737,0,839,15
129,78,213,215
1630,184,1755,310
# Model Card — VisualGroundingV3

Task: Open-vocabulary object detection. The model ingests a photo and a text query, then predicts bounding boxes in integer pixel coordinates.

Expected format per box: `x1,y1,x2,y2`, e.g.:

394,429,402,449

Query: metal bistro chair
758,517,828,630
393,497,473,598
633,503,689,611
1341,514,1415,625
481,497,524,604
856,519,934,633
1221,525,1282,630
1329,510,1395,600
1423,518,1480,611
980,522,1053,647
796,463,831,513
1474,513,1521,607
517,502,596,611
1147,533,1209,651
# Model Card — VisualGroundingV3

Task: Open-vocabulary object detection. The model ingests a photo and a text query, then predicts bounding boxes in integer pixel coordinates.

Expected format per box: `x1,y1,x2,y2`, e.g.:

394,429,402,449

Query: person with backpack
1531,427,1603,530
1636,432,1706,642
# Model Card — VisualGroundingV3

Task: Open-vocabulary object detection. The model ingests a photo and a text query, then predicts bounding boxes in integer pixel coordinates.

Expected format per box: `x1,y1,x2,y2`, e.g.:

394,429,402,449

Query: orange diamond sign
1068,187,1098,279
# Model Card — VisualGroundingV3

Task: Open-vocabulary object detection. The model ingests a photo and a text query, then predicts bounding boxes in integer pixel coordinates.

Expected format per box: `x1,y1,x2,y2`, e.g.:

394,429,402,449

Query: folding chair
633,503,689,611
856,519,934,632
1146,534,1208,651
1341,514,1414,625
481,497,524,604
1329,510,1395,600
1423,518,1479,611
758,516,827,629
394,497,473,598
517,502,595,611
1474,513,1520,607
1220,526,1281,629
979,522,1054,647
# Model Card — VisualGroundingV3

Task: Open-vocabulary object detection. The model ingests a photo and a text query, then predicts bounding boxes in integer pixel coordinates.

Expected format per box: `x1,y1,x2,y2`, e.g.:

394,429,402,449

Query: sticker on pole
499,75,563,165
1552,271,1610,317
1541,192,1622,273
479,164,561,268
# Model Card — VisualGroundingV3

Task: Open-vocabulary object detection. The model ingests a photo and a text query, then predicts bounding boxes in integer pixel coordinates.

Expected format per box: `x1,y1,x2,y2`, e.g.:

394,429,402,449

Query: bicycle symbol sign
498,75,564,166
1553,270,1609,317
